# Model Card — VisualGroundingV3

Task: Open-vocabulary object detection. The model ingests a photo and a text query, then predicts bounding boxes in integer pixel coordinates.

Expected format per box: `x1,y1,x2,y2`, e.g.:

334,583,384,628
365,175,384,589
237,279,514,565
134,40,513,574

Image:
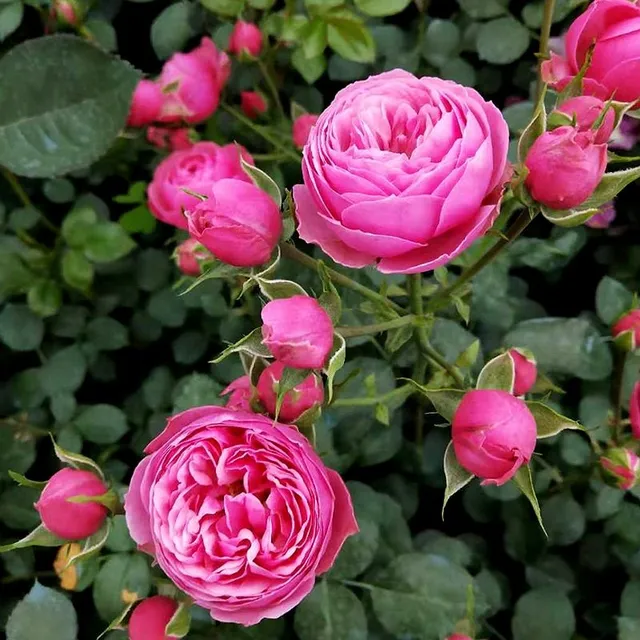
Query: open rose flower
125,406,358,625
293,69,509,274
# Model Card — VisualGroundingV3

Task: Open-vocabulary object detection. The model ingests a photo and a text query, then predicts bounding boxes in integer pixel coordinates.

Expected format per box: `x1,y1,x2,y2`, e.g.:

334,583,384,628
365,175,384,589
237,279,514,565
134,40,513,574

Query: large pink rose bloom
124,406,358,625
147,142,253,229
293,69,509,274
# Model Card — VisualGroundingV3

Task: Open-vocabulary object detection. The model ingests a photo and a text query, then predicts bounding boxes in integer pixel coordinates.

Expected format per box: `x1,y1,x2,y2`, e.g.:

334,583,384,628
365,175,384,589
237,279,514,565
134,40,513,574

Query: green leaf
324,334,346,402
622,581,640,618
200,0,245,17
514,465,547,535
212,327,272,363
106,516,136,553
51,436,105,480
40,345,87,396
328,516,379,580
151,1,197,60
512,587,575,640
442,441,473,518
6,581,77,640
354,0,411,17
326,12,375,64
8,471,47,490
458,0,508,19
11,368,45,411
541,493,586,546
148,287,187,327
476,351,515,393
85,18,117,52
172,373,224,414
292,48,326,84
0,35,140,177
477,17,531,65
527,402,585,439
27,280,62,318
0,524,65,553
62,206,98,248
62,249,93,292
165,601,191,638
300,18,327,59
83,222,136,263
294,581,367,640
241,156,282,207
584,166,640,210
86,317,129,351
422,19,460,68
0,304,44,351
96,602,137,640
118,205,157,234
74,404,128,444
619,617,640,640
60,520,112,570
409,384,465,423
0,2,22,41
596,276,634,325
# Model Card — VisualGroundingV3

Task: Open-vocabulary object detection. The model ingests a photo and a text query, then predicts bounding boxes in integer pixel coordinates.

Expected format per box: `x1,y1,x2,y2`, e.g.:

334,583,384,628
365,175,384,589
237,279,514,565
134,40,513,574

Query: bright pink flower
293,70,509,274
447,636,473,640
191,36,231,88
508,348,537,396
35,468,109,540
261,296,334,369
147,142,253,229
525,127,607,210
174,238,209,276
186,179,282,267
124,406,358,625
585,201,616,229
452,390,537,485
601,448,640,490
293,114,319,148
241,91,268,119
612,309,640,351
128,596,178,640
257,361,324,422
631,382,640,439
147,127,194,151
229,21,263,58
541,0,640,104
555,96,615,144
128,80,164,128
220,375,253,411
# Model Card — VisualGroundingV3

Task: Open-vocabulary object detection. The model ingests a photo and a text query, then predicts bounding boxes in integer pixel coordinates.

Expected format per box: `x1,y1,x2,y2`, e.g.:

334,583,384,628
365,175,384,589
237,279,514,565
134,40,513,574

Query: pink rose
52,0,79,25
447,636,472,640
261,296,334,369
124,406,358,625
293,69,509,274
542,0,640,104
257,361,324,422
147,127,194,151
585,201,616,229
241,91,268,119
128,80,164,128
508,348,537,396
174,238,209,276
601,448,640,490
631,381,640,439
35,468,109,540
452,390,537,485
229,20,263,58
612,309,640,351
221,375,253,411
292,114,319,148
186,179,282,267
147,142,253,229
128,596,178,640
191,36,231,88
525,127,607,209
555,96,615,144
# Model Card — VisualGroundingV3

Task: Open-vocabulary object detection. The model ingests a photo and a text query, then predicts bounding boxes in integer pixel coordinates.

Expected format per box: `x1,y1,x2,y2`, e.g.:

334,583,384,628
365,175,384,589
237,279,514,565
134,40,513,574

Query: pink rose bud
128,596,178,640
35,468,109,540
525,127,607,210
601,448,640,490
52,0,80,25
508,348,537,396
186,179,282,267
612,309,640,351
447,636,473,640
240,91,267,119
220,375,253,411
293,114,319,148
127,80,164,128
124,407,358,625
585,201,616,229
555,96,615,144
257,361,324,422
261,296,334,369
631,382,640,440
191,36,231,88
229,20,264,58
146,127,194,151
174,238,209,276
452,390,537,485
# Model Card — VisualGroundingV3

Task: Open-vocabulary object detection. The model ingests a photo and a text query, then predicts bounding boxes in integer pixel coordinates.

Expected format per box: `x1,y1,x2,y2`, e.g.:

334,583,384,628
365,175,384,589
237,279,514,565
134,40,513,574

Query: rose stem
337,314,416,338
331,383,414,408
536,0,557,101
257,56,286,120
1,167,58,232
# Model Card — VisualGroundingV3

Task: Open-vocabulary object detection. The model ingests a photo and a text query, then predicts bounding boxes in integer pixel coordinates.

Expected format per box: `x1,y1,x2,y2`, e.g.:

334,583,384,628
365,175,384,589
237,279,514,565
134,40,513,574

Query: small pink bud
240,91,268,119
612,309,640,351
185,179,282,267
631,382,640,440
52,0,79,25
35,468,109,540
220,375,253,412
452,390,537,485
146,127,194,151
446,635,473,640
174,238,209,276
257,361,324,422
229,21,263,58
524,126,607,210
508,348,537,396
555,96,615,144
585,201,616,229
261,296,334,369
128,596,179,640
293,114,319,148
601,448,640,490
128,80,164,128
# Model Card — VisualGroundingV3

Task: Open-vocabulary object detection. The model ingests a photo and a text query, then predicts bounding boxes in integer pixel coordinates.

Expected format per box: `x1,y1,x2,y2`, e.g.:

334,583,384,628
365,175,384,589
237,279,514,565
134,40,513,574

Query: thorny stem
337,315,415,338
1,167,58,233
537,0,558,101
257,57,285,119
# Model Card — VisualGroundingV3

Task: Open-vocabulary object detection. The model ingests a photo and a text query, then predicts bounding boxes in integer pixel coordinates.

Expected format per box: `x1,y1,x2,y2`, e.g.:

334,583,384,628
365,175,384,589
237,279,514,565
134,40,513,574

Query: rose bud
52,0,80,25
452,390,537,485
293,114,319,149
186,179,282,267
630,382,640,440
229,20,264,58
612,309,640,351
585,201,616,229
508,348,537,396
257,361,324,422
127,80,164,128
128,596,178,640
240,91,268,119
220,375,253,411
174,238,209,277
601,448,640,490
525,127,607,210
554,96,615,144
447,636,472,640
261,296,334,369
146,127,194,151
35,468,109,540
